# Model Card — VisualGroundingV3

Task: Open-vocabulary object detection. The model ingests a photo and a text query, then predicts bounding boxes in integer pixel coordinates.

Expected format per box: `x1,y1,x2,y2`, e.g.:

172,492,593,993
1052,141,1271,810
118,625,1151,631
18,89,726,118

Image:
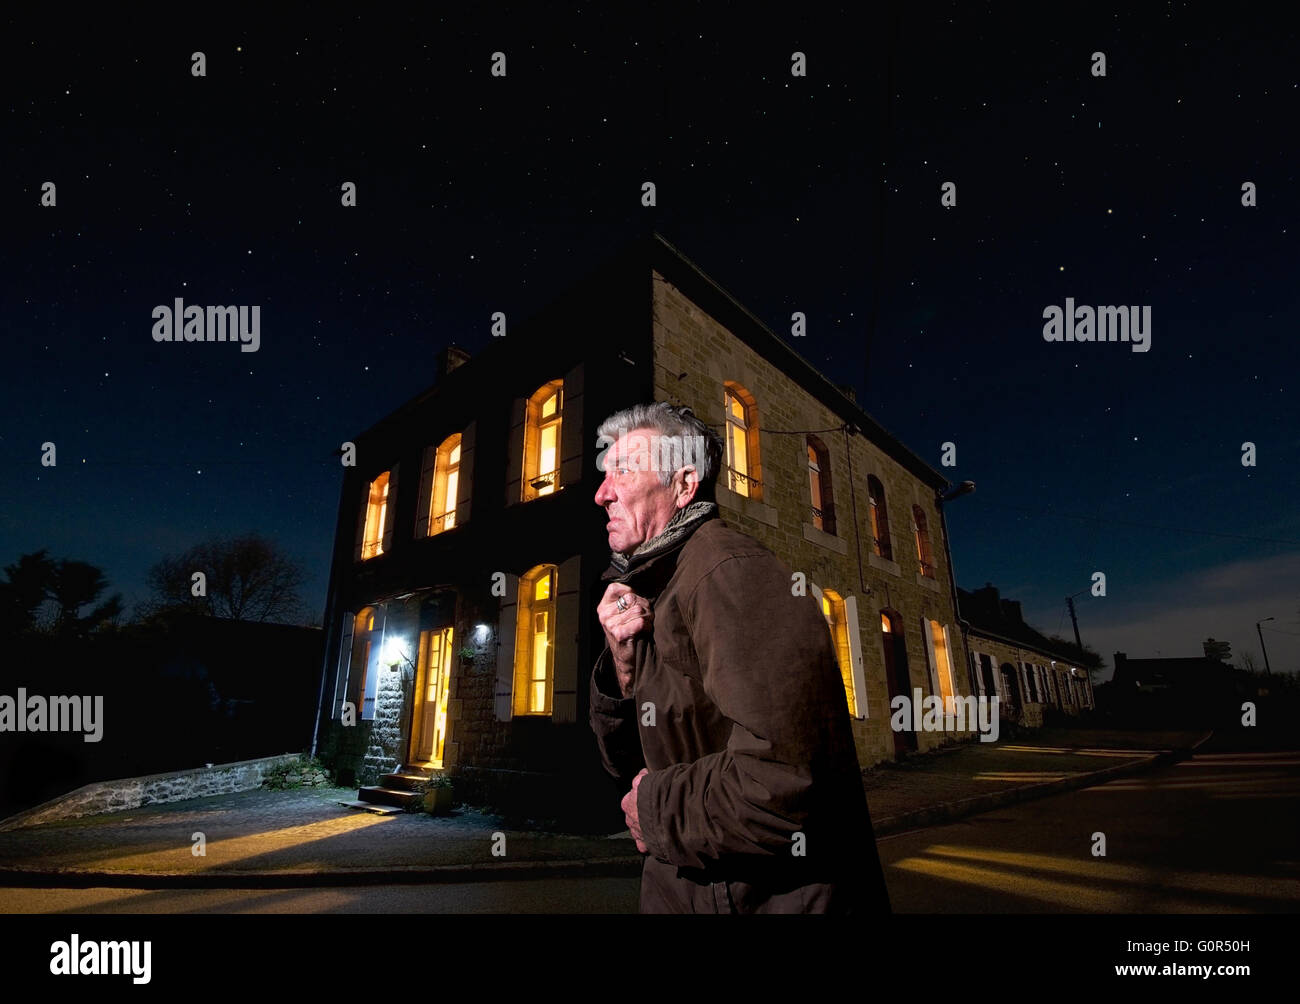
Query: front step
336,799,403,815
357,785,422,809
379,772,434,792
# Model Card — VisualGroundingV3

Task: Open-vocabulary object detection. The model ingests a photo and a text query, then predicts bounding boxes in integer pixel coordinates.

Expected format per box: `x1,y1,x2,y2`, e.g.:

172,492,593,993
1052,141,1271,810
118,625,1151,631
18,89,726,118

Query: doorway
411,625,454,767
881,610,917,755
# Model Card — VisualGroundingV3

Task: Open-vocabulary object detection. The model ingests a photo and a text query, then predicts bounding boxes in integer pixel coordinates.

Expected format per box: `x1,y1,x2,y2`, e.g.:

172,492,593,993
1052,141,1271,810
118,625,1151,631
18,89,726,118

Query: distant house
959,584,1099,727
310,233,974,823
1107,651,1238,726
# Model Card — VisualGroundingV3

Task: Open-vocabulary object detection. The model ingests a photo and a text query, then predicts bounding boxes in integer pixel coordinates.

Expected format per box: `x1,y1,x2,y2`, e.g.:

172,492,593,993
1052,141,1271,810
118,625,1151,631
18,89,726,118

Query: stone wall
363,658,408,782
651,270,974,768
968,631,1096,726
0,754,300,831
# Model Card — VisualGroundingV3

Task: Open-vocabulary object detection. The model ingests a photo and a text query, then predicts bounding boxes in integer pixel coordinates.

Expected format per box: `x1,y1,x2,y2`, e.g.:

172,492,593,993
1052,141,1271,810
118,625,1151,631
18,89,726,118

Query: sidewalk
0,729,1208,887
864,728,1208,834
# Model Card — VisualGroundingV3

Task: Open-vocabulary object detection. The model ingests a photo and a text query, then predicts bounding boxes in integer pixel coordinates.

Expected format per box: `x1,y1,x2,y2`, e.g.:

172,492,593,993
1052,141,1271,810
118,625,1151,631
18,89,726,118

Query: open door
411,625,454,767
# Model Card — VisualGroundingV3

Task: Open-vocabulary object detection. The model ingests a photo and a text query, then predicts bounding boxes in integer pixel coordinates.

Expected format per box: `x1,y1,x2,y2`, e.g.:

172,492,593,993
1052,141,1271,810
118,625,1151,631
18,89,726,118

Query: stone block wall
968,632,1095,726
651,270,974,768
0,754,300,831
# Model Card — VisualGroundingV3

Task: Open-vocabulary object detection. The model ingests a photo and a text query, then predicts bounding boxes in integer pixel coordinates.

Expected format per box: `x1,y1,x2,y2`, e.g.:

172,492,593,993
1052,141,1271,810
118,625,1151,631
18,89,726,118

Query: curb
872,732,1211,836
0,854,647,889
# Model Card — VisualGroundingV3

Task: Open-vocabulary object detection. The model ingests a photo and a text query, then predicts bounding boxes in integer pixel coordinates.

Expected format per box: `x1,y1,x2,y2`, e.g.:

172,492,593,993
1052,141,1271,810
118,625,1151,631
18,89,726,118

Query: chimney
437,344,471,380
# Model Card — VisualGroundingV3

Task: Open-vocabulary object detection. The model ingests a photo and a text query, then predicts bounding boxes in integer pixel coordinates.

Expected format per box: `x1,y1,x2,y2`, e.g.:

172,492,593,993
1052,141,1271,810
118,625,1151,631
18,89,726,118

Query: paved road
4,750,1294,913
0,876,642,913
879,750,1300,912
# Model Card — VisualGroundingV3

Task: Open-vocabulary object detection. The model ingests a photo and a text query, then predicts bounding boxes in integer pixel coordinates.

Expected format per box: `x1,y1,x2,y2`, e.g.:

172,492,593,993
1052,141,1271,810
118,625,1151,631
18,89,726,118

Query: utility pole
1066,595,1083,650
1256,618,1274,676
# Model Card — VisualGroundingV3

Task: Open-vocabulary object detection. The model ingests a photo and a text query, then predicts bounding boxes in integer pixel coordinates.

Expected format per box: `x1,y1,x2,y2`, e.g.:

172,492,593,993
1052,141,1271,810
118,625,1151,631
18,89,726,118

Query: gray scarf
609,500,718,576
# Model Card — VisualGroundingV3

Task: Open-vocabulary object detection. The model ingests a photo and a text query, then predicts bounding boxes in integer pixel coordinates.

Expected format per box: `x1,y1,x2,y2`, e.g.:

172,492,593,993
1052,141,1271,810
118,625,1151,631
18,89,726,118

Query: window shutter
551,555,581,723
941,623,955,700
455,420,475,526
381,464,399,555
353,481,368,562
494,573,520,720
332,613,354,719
843,594,867,718
559,365,584,489
505,398,526,505
362,607,386,721
922,617,940,699
415,447,436,539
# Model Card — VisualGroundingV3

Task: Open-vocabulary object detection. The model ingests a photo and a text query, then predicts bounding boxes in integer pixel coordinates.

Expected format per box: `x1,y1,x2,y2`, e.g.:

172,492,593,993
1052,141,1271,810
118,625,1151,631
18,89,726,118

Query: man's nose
594,473,613,505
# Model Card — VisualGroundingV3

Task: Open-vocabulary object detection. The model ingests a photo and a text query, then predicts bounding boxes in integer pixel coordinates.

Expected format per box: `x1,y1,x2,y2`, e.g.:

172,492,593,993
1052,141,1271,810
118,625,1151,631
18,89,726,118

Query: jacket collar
600,501,719,586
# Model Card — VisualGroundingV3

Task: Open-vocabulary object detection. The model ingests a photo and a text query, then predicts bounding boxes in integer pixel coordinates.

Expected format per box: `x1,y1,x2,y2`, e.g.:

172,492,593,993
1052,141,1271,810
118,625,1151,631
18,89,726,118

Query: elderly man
589,401,891,914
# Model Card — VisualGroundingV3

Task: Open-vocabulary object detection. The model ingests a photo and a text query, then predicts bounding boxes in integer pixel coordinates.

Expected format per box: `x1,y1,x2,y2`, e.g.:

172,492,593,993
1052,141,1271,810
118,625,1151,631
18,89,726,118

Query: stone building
311,233,975,825
960,584,1099,727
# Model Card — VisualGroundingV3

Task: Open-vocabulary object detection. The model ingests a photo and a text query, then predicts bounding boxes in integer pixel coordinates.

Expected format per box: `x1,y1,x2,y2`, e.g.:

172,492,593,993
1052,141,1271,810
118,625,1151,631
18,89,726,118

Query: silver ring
616,595,629,612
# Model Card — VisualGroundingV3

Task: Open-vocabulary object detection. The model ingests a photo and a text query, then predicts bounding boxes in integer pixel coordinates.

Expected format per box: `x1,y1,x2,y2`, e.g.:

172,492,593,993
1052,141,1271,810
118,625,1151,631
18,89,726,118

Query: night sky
4,6,1297,679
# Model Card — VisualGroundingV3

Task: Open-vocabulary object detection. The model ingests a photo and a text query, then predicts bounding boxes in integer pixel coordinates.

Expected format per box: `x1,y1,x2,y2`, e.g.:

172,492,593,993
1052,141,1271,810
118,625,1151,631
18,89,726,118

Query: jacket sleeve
635,552,845,870
589,643,646,785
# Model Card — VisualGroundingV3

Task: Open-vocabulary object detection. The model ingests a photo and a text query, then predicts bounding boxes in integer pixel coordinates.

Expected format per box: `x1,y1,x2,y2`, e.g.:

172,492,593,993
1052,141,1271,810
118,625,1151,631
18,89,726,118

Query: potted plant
422,775,455,815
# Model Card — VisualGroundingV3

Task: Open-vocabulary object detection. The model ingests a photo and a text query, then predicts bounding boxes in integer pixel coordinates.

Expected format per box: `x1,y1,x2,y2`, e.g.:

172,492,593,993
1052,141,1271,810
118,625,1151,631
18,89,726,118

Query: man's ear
675,466,700,507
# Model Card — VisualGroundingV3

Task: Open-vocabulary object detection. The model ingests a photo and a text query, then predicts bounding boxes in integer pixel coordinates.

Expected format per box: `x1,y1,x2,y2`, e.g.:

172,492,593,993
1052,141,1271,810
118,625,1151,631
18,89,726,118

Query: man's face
594,428,685,554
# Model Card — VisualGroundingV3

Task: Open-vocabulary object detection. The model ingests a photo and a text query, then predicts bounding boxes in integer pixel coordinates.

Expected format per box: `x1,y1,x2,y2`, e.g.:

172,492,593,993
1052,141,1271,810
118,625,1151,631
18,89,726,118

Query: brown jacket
590,513,891,914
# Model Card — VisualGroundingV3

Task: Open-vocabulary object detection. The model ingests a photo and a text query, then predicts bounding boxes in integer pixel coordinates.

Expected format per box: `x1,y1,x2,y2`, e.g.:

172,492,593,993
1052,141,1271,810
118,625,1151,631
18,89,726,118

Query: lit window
513,565,556,715
524,381,563,501
350,608,380,721
361,472,390,560
807,437,835,534
869,476,892,559
429,433,461,535
912,504,935,578
723,383,761,499
821,589,856,716
928,619,955,709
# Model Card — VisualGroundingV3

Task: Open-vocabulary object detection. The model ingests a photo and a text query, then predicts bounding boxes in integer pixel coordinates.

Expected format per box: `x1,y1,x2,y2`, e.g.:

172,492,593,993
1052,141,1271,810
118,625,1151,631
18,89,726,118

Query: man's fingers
600,583,634,608
601,585,646,615
611,614,651,644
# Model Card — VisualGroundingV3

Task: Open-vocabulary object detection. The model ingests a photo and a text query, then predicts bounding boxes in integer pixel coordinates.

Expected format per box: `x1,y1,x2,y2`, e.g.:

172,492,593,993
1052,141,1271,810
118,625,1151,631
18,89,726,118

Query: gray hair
597,402,724,495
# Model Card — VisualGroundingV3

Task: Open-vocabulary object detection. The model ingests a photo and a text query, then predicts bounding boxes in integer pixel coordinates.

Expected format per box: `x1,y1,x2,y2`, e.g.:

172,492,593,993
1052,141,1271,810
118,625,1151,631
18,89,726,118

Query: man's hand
598,583,652,698
621,768,650,853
